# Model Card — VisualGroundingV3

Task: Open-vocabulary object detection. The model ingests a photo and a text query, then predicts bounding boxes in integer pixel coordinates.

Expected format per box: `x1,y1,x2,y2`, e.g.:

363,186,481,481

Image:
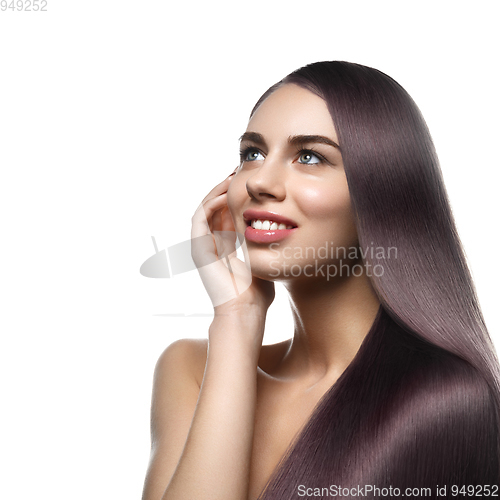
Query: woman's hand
142,173,275,500
191,173,275,319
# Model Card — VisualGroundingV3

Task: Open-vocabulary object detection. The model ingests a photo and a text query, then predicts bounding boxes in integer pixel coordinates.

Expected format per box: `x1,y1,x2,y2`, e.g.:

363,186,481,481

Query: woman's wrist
208,310,266,361
213,294,270,319
211,305,267,334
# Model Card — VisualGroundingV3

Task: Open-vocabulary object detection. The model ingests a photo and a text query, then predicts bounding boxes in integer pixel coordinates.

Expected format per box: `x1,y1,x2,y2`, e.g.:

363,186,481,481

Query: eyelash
239,146,328,165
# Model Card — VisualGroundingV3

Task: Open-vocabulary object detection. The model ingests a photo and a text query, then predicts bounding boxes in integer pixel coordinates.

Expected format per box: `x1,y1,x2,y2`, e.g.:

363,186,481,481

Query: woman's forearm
161,313,265,500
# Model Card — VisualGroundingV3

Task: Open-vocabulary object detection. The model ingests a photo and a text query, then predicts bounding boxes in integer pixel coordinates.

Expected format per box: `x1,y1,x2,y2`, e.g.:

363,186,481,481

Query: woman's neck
279,271,381,384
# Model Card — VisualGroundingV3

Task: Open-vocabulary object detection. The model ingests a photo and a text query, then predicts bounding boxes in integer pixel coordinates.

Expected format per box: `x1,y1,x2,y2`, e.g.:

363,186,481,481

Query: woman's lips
242,210,298,244
242,209,298,228
244,225,297,243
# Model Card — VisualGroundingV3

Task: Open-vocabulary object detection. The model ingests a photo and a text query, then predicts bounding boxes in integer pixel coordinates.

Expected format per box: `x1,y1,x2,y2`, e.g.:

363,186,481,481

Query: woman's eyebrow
289,134,340,149
239,132,340,150
239,132,266,146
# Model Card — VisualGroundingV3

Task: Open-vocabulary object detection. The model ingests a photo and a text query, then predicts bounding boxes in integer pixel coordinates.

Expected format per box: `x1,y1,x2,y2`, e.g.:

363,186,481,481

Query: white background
0,1,498,498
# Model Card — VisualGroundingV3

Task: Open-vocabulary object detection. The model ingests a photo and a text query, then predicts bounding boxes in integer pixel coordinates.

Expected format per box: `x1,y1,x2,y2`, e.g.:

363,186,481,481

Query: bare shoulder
154,338,208,388
143,339,208,499
149,338,208,454
156,337,291,381
155,337,293,387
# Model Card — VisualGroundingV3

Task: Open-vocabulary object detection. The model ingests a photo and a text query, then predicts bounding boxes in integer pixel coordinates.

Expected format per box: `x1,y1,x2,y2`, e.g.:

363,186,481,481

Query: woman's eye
241,149,265,162
297,152,321,165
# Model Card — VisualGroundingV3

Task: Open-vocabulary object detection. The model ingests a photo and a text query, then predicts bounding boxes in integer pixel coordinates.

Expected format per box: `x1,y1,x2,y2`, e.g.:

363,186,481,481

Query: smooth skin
142,84,381,500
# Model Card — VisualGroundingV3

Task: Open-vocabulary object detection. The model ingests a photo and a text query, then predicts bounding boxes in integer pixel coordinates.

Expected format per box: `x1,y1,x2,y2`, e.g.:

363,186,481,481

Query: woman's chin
248,264,309,283
247,263,281,282
249,269,279,282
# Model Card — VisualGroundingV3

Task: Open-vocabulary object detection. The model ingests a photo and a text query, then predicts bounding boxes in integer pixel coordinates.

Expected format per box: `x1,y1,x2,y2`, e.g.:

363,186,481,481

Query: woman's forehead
247,84,339,144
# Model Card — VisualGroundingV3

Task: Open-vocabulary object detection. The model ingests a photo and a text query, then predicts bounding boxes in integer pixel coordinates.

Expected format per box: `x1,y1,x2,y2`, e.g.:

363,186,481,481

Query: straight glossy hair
252,62,500,498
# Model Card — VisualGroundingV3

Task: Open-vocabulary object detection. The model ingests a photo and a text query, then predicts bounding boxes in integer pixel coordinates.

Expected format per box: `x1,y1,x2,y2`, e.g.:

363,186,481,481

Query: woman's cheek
297,185,351,218
298,184,358,245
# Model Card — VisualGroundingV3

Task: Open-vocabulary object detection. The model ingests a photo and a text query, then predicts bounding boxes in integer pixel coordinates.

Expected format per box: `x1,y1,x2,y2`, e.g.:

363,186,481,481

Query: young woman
142,62,500,500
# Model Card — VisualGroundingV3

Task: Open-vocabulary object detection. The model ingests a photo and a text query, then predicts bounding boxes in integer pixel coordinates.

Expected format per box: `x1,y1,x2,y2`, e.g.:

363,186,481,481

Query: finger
220,206,236,233
212,206,224,234
213,230,236,260
198,172,236,233
200,174,234,206
217,208,238,257
191,192,228,239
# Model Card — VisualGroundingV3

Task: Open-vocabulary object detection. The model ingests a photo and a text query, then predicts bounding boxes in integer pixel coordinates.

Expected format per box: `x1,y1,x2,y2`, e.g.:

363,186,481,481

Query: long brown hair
253,62,500,498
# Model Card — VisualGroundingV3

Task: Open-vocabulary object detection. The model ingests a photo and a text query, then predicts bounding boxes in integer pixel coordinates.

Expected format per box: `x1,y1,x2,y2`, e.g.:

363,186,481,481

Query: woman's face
227,84,359,282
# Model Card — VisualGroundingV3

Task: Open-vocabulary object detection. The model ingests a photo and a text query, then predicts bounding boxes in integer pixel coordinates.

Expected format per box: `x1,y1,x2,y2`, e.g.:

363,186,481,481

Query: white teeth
250,219,294,230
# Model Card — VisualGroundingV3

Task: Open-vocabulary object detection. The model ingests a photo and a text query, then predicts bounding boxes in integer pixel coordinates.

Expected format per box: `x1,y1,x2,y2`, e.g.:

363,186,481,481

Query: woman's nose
245,157,286,202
